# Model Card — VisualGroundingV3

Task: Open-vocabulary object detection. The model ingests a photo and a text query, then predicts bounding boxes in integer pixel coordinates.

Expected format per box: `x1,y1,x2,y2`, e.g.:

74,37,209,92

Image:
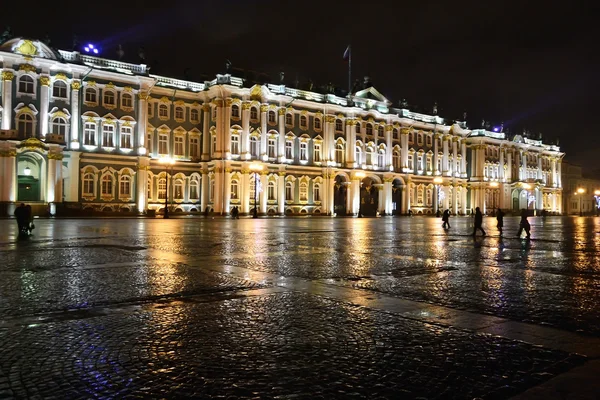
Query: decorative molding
71,80,81,90
1,70,14,81
0,149,17,157
48,153,64,160
19,64,37,73
39,76,50,86
260,105,269,113
278,108,286,116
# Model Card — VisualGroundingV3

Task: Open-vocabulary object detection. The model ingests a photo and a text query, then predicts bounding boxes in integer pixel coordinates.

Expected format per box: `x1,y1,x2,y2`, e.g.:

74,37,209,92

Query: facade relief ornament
105,82,116,89
55,73,67,81
48,153,64,160
201,103,211,112
260,105,269,113
39,76,50,86
19,64,37,73
250,85,262,101
242,102,251,110
1,70,14,81
325,115,336,123
225,98,233,107
71,80,81,90
0,149,18,157
15,40,39,56
278,108,286,116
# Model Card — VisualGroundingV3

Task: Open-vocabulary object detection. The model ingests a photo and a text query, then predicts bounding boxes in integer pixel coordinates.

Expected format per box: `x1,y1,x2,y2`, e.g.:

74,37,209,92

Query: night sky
1,1,596,171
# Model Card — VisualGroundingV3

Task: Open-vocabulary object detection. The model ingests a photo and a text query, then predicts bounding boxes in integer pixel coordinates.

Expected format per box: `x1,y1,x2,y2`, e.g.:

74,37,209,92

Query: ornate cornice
325,115,336,123
19,64,37,73
0,149,17,157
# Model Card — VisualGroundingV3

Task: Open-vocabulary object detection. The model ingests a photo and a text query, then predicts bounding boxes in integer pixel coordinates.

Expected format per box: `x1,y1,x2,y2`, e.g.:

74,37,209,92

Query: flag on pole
343,45,351,61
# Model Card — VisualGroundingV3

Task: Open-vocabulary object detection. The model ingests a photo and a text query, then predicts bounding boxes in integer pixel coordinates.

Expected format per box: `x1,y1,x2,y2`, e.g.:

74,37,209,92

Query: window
313,183,321,202
285,140,293,160
85,88,97,104
147,102,153,117
299,182,308,201
268,181,276,201
285,113,293,126
122,93,133,109
250,107,258,120
159,104,169,119
426,135,432,146
250,136,259,158
120,176,131,197
335,119,343,132
366,147,374,165
336,144,344,164
417,154,423,171
19,75,34,94
300,115,307,129
268,111,276,124
174,136,184,156
147,132,153,154
393,150,401,170
175,106,184,121
53,81,67,98
211,135,217,156
190,109,200,123
378,125,384,136
314,117,321,130
378,150,385,168
366,124,373,136
147,178,153,200
83,173,95,196
408,154,414,171
286,181,293,201
158,178,166,199
209,179,215,202
120,126,133,149
417,186,424,205
190,137,199,158
268,138,276,158
51,117,67,135
174,180,184,200
159,134,168,155
313,143,321,162
84,122,96,145
300,142,308,161
355,123,360,134
417,134,423,146
103,91,115,107
101,174,113,196
393,129,399,139
408,132,413,143
102,124,115,147
231,134,240,155
426,188,433,206
231,179,239,200
355,146,362,165
232,105,240,118
426,155,432,171
190,178,199,200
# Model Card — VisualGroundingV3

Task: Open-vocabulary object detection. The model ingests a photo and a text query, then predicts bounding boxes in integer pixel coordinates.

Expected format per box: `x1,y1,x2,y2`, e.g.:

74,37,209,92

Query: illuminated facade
0,37,564,217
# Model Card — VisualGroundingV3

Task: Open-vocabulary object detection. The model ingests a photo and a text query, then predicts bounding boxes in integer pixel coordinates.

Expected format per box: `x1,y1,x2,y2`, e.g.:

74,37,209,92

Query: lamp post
433,177,443,214
249,162,263,218
160,157,175,219
576,187,585,216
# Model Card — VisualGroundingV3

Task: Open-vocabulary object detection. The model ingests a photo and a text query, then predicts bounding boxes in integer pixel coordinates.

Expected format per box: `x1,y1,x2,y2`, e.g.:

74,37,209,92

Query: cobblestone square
0,216,598,399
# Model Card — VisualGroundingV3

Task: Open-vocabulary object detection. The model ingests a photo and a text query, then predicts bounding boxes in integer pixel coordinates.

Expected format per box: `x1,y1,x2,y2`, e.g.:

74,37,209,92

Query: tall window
190,178,199,200
268,138,276,158
300,142,308,161
393,129,399,139
231,134,240,155
285,140,293,160
285,181,293,201
366,147,374,165
335,119,343,132
377,126,384,137
190,109,200,123
102,124,115,147
285,113,293,126
159,134,169,155
83,173,95,196
231,179,239,200
314,117,321,130
211,135,216,156
408,154,414,171
174,180,184,200
355,123,360,134
209,179,215,202
336,144,344,164
268,111,276,124
53,81,67,98
250,107,258,120
101,174,113,196
84,122,96,145
250,136,259,158
19,75,34,94
299,182,308,201
378,150,385,168
313,143,322,162
17,114,34,137
147,178,153,200
190,137,199,158
158,178,166,199
159,104,168,119
120,175,131,196
355,146,362,165
313,183,321,202
147,103,153,117
174,136,184,156
147,132,153,154
175,106,184,121
85,88,97,103
122,93,133,109
103,91,115,107
300,115,307,129
268,181,276,200
366,124,373,136
51,117,67,135
232,105,240,118
393,150,401,170
120,126,133,149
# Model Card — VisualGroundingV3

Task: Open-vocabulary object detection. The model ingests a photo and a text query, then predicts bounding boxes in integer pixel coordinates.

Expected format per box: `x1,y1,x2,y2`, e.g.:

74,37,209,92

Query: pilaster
201,104,211,160
136,157,149,212
136,89,148,155
241,102,251,160
1,70,14,130
277,108,286,162
39,75,50,138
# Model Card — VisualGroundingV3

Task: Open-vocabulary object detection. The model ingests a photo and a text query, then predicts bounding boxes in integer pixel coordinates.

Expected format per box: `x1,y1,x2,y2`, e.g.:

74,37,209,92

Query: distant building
0,37,564,217
561,162,600,215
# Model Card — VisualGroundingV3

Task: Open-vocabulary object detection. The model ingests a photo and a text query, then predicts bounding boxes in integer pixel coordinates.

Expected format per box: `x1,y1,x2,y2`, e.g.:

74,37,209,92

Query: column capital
1,70,14,81
260,104,269,113
39,75,51,86
202,103,211,112
71,80,82,90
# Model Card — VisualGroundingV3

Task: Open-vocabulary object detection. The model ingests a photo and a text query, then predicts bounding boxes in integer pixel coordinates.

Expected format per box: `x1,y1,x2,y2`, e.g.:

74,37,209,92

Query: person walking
496,208,505,236
517,208,531,239
14,203,28,236
442,209,451,229
472,207,486,237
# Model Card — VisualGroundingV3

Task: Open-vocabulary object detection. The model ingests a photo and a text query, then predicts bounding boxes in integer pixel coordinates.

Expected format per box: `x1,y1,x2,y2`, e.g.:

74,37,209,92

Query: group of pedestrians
14,203,35,237
439,207,531,239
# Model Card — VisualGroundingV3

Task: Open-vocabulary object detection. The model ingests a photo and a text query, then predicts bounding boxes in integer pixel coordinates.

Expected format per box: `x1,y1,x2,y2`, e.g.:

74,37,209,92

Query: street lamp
159,157,175,219
577,187,585,216
522,183,531,211
433,177,443,214
249,162,263,218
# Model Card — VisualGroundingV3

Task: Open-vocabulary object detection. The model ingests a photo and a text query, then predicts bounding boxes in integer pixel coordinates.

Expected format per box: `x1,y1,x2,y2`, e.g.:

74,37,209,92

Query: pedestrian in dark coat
517,209,531,239
442,209,451,229
496,208,505,236
14,203,27,236
472,207,486,236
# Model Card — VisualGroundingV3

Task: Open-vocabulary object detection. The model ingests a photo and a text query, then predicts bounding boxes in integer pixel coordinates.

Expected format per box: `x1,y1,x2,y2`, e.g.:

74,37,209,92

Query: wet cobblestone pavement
0,216,598,398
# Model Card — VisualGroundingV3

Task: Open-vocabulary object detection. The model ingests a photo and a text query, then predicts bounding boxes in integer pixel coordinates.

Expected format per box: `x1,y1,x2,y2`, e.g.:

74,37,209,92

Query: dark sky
1,0,597,170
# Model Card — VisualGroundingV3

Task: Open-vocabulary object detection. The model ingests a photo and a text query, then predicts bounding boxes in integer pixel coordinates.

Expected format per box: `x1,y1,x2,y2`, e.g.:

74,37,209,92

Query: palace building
0,37,564,217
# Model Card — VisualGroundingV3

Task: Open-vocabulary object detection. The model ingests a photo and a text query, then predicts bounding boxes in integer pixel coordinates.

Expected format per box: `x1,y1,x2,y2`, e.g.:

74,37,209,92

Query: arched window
189,178,199,200
378,150,385,168
158,178,166,200
366,124,373,136
101,174,114,196
393,150,401,170
174,179,184,200
355,146,362,165
366,146,375,165
299,182,308,201
158,104,169,119
426,188,433,206
51,117,67,135
285,181,293,201
408,132,414,143
83,173,95,196
285,113,293,126
190,109,200,123
103,91,115,107
393,129,399,139
53,81,67,98
336,143,345,164
209,178,215,202
17,113,34,137
268,181,276,201
250,136,259,158
231,104,240,118
335,119,343,132
120,175,131,197
313,183,321,202
85,87,97,104
121,93,133,109
250,107,258,120
314,117,321,130
230,179,239,200
300,115,307,128
19,75,34,94
378,125,384,136
268,111,276,124
175,106,185,121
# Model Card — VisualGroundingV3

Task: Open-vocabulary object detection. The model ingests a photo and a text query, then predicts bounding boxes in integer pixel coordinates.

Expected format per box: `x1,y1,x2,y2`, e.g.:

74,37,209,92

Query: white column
433,185,439,214
69,80,82,148
241,102,250,160
201,105,211,160
406,183,412,212
278,172,285,215
401,129,409,170
223,99,232,159
2,152,16,202
551,158,557,187
214,100,224,159
345,182,353,214
136,157,149,212
346,120,356,167
521,151,527,180
351,177,361,215
557,160,562,188
259,172,267,214
325,115,334,163
47,158,56,206
223,168,231,214
65,151,80,202
498,147,504,181
328,177,335,215
507,150,513,182
1,70,14,130
384,179,393,215
200,170,209,212
462,187,468,215
377,185,384,215
433,134,439,175
39,75,50,138
136,90,148,155
260,105,268,160
452,138,458,177
277,108,286,162
54,155,63,203
385,125,392,169
537,156,543,180
460,141,467,178
241,169,250,214
442,136,449,176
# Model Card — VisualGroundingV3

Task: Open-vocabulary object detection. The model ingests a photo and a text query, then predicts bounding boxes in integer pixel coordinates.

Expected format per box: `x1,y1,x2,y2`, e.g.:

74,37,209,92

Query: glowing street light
83,44,99,55
249,162,263,218
159,157,175,219
24,166,31,176
575,187,585,216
